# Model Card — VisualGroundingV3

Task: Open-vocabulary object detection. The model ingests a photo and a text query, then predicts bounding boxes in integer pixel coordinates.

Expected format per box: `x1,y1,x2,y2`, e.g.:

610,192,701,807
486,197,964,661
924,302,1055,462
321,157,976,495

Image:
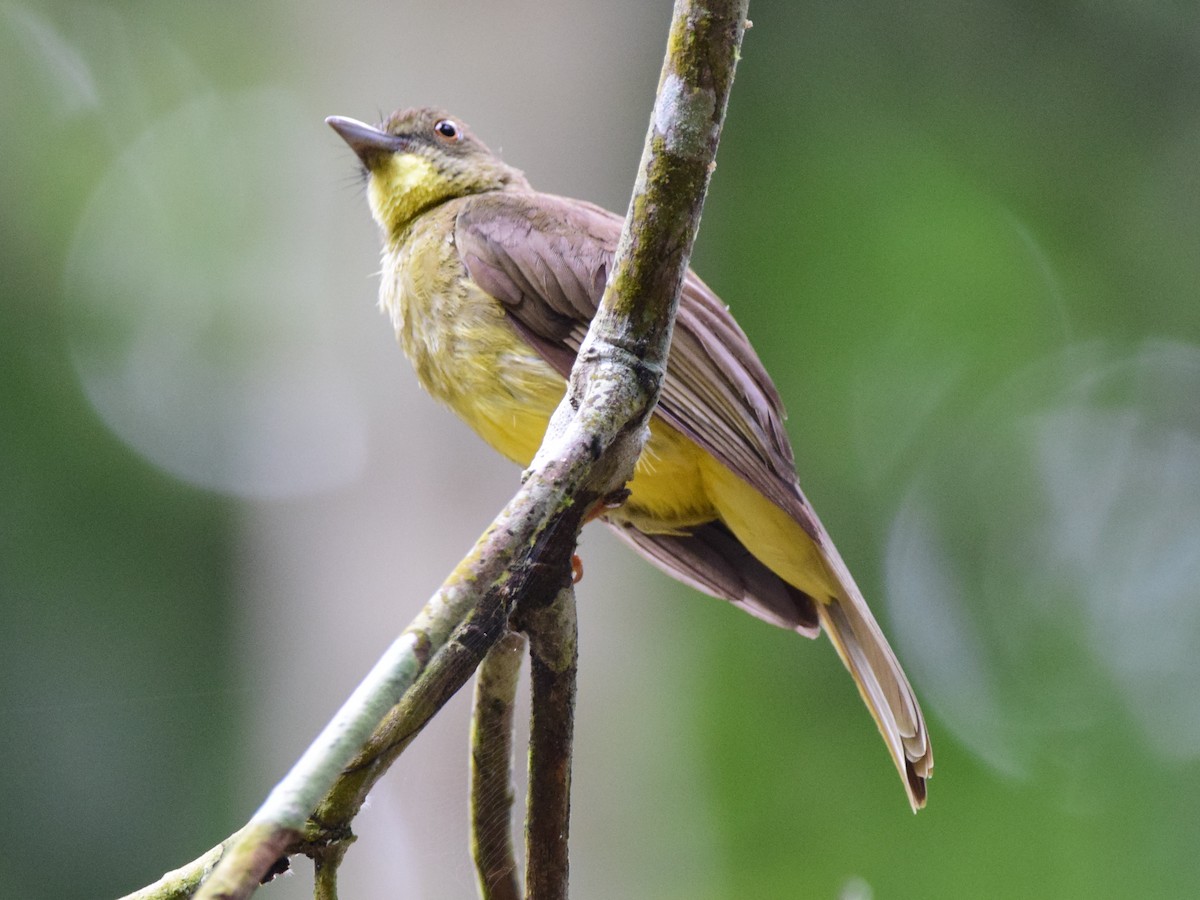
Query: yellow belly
465,351,718,533
459,345,838,601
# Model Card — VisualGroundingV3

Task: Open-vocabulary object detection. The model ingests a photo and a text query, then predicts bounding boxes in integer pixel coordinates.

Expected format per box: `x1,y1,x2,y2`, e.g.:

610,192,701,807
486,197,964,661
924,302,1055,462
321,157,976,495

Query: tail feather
815,563,932,810
608,459,933,810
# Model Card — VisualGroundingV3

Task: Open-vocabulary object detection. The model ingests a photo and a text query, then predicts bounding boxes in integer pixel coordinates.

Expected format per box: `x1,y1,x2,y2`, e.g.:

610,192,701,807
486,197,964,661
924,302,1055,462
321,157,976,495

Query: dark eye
434,119,461,142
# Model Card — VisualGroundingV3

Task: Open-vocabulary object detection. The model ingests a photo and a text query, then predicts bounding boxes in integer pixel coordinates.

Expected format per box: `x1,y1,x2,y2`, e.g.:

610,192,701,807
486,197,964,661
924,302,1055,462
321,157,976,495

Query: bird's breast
380,204,716,532
381,210,565,466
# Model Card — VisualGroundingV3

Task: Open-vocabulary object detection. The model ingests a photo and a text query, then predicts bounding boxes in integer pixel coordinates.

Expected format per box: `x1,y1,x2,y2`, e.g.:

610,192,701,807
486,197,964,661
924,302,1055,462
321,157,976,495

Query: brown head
326,107,529,238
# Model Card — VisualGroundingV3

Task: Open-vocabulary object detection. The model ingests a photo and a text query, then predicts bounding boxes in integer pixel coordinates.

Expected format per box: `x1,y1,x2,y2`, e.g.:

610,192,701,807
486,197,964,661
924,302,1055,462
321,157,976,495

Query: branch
539,0,749,476
132,1,749,895
121,835,235,900
193,500,588,899
519,586,579,900
311,835,348,900
470,632,526,900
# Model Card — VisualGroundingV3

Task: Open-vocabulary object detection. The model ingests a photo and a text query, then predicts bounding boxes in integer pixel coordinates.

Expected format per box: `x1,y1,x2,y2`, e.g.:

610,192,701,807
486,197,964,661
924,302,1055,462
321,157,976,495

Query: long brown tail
615,515,933,809
816,554,933,810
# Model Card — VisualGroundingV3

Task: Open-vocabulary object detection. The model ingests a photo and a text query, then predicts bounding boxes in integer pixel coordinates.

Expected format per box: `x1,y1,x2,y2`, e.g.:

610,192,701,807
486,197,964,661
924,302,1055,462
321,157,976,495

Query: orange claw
583,488,631,525
573,489,628,583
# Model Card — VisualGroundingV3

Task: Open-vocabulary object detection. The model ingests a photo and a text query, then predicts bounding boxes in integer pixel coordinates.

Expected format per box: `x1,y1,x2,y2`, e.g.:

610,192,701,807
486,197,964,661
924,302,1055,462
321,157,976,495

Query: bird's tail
815,551,933,810
692,456,933,808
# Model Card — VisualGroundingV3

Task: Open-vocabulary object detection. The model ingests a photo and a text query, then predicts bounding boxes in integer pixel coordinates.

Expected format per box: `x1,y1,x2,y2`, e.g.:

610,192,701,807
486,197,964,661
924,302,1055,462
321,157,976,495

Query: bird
326,106,932,809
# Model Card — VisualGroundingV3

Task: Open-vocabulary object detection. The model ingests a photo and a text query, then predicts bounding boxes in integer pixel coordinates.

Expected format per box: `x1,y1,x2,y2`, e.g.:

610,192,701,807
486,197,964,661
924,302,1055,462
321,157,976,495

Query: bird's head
326,107,528,239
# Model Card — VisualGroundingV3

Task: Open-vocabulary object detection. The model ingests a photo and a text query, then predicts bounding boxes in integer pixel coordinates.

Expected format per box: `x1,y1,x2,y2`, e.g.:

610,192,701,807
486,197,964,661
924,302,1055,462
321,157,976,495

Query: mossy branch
470,632,526,900
125,1,748,897
518,586,580,900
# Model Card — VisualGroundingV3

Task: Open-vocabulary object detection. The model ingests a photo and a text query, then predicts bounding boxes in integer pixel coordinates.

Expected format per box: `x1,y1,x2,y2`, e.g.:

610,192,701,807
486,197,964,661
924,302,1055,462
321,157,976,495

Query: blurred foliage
2,1,1199,898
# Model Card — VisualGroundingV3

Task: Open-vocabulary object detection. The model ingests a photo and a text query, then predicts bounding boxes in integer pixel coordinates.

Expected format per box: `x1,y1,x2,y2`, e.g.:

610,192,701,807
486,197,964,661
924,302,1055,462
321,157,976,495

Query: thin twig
520,586,579,900
311,838,349,900
470,632,527,900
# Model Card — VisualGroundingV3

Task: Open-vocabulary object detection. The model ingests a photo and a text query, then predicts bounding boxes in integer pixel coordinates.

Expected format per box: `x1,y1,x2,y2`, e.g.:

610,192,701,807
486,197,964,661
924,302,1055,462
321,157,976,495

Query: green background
3,2,1199,897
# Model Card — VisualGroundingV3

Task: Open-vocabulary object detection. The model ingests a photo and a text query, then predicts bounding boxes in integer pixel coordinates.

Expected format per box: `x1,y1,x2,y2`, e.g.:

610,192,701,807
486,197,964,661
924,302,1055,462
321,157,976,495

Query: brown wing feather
456,191,817,536
610,520,820,637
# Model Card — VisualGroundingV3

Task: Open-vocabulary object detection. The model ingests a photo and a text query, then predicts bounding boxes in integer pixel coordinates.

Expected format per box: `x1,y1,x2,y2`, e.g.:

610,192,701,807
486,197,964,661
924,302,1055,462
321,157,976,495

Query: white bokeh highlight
64,88,367,498
887,341,1200,783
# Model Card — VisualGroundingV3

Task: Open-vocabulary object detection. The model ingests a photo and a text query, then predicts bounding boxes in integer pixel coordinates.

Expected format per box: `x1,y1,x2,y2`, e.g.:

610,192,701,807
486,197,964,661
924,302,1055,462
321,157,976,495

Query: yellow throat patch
367,153,440,235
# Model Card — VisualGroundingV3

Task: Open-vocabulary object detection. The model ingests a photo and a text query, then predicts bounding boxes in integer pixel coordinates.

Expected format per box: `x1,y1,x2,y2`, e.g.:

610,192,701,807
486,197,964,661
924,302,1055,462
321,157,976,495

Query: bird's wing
456,191,933,807
454,190,818,537
609,519,819,637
